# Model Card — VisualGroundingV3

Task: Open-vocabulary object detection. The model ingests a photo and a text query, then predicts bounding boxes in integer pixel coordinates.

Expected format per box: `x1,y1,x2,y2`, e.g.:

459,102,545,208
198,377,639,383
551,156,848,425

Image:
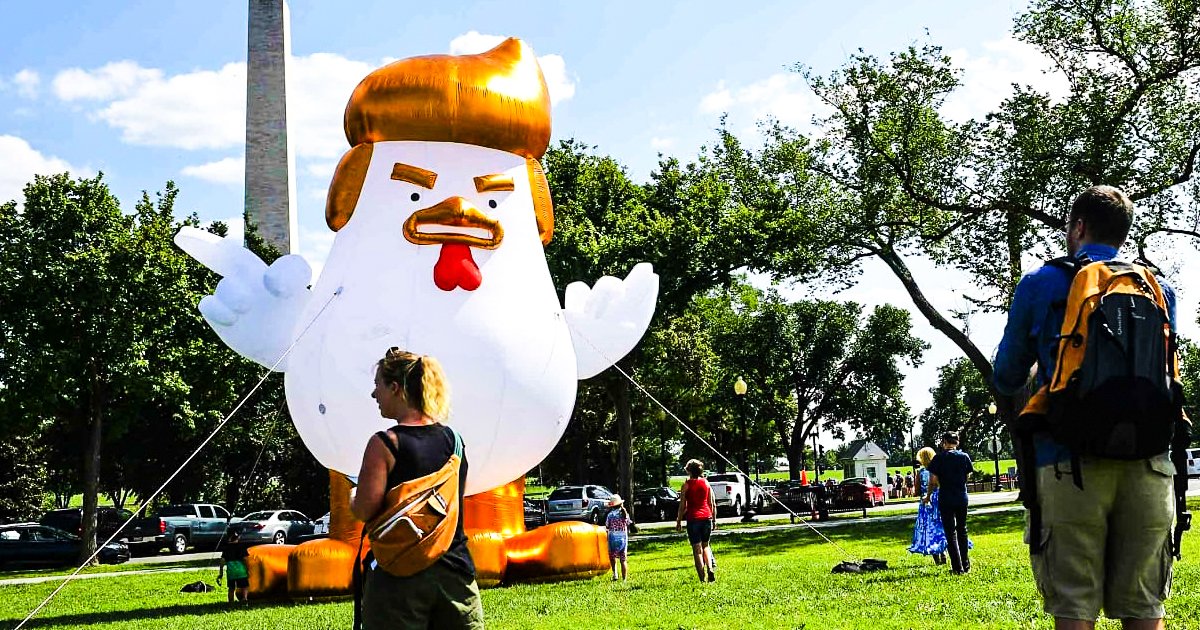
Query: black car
523,498,547,530
0,524,130,568
39,507,157,548
632,487,680,522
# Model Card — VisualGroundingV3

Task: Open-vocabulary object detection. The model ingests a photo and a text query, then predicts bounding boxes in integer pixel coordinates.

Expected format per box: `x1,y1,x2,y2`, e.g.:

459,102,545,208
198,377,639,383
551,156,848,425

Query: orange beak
402,196,504,250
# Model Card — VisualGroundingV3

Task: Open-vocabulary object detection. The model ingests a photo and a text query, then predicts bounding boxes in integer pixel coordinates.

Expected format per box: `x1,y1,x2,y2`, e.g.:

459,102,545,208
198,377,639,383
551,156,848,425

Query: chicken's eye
488,199,497,209
410,192,420,202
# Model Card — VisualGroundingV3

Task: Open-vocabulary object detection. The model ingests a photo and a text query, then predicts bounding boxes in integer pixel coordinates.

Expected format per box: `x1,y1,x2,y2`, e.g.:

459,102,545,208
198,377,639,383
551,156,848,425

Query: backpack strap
448,426,463,459
1172,418,1192,559
353,523,368,630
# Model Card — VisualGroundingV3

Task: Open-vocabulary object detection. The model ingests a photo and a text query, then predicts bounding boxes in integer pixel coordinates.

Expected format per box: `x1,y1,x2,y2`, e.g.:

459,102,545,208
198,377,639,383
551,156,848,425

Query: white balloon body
285,141,577,495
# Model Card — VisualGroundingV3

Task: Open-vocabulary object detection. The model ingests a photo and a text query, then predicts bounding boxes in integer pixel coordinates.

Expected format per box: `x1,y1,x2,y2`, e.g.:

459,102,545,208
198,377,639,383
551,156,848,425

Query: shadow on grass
0,598,327,628
632,510,1027,560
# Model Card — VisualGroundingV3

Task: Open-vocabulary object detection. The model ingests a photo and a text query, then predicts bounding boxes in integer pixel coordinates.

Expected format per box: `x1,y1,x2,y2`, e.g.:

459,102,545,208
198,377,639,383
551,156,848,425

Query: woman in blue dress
908,447,947,565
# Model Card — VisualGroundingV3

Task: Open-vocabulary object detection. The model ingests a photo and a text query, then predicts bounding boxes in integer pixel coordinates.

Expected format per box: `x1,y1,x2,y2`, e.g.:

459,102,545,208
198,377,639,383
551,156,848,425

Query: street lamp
733,376,756,523
987,401,1001,492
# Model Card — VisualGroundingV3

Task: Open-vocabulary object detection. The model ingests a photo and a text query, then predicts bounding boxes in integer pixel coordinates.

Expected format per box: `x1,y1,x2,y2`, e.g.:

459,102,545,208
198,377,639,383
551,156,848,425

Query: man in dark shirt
925,432,973,574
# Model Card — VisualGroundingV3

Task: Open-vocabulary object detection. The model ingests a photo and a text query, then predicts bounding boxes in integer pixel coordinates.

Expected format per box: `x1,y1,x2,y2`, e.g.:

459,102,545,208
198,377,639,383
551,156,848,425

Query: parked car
313,512,330,536
1187,448,1200,478
632,487,680,522
523,499,547,530
132,503,232,554
230,510,315,545
706,473,764,516
838,477,886,508
0,524,129,568
39,507,156,548
545,485,614,525
765,480,814,514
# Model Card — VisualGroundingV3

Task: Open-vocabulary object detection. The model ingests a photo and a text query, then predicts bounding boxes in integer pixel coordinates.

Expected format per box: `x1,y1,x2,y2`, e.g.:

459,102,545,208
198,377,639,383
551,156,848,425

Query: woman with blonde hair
907,447,947,565
675,458,718,582
351,347,483,629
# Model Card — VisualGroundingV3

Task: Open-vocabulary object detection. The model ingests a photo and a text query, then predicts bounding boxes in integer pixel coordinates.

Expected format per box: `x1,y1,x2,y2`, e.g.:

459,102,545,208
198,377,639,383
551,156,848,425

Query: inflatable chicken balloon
175,38,658,595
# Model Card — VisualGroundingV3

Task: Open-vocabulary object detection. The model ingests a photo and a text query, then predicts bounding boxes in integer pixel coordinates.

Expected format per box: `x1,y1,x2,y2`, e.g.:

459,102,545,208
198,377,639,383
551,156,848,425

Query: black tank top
375,423,474,577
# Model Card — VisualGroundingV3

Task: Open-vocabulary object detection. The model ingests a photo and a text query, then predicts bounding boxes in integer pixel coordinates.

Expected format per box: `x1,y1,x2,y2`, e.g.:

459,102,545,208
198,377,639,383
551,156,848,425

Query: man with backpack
993,185,1186,629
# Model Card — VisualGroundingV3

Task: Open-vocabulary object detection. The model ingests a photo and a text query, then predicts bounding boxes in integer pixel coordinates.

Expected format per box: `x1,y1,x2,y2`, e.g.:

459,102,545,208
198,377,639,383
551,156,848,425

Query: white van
774,457,789,471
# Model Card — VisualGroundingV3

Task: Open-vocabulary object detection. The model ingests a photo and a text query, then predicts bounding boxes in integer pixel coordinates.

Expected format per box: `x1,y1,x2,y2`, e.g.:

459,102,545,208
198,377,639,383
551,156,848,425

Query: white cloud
285,53,374,159
449,31,506,56
13,69,39,99
698,73,824,133
448,31,576,105
298,224,335,281
0,135,83,206
535,54,575,106
943,36,1072,123
96,62,245,150
53,55,373,159
305,161,337,178
53,60,163,101
181,156,244,185
650,136,675,150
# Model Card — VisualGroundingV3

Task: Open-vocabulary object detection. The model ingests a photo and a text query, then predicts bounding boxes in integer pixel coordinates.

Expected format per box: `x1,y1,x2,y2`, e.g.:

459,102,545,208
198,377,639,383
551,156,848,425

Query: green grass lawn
5,500,1199,629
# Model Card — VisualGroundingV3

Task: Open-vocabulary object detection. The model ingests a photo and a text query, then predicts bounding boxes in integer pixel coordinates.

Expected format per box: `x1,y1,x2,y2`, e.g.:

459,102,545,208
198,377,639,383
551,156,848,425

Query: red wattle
432,243,482,292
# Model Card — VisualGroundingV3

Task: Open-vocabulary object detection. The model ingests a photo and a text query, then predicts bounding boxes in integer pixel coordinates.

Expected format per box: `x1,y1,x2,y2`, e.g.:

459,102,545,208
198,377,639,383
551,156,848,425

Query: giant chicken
175,38,658,595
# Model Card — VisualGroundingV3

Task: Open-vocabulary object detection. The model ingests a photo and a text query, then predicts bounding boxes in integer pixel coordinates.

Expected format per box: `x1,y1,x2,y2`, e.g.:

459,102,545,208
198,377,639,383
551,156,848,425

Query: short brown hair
1069,185,1133,246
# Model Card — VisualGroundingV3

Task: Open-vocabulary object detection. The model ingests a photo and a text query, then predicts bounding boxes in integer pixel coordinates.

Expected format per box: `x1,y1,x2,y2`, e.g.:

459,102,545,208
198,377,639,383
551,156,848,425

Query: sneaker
706,570,715,582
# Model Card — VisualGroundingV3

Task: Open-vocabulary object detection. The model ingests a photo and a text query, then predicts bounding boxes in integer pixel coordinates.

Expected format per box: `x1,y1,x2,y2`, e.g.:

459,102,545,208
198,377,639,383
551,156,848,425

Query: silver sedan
231,510,315,545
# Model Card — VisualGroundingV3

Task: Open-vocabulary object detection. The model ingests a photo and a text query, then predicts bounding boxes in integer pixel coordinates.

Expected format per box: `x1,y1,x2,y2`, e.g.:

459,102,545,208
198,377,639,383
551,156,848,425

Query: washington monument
245,0,297,254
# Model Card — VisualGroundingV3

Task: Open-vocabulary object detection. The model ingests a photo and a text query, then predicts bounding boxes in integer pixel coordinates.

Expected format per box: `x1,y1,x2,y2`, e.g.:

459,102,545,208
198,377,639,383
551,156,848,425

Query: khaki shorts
1027,454,1175,621
363,561,484,630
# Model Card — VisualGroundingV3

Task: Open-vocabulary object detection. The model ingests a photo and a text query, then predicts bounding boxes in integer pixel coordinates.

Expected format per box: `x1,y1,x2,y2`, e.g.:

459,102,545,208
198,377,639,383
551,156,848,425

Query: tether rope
571,327,860,563
14,288,341,630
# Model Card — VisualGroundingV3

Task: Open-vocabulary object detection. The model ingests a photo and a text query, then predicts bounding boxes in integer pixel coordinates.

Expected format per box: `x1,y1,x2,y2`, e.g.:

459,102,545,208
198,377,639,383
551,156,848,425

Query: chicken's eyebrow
474,173,515,193
391,163,437,189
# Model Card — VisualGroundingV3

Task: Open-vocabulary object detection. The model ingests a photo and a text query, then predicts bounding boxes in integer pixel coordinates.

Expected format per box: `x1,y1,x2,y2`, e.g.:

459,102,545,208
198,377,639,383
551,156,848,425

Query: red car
837,477,886,508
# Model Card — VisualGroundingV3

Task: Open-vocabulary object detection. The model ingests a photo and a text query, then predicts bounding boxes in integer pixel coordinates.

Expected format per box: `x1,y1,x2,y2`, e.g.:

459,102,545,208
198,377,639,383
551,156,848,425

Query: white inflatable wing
563,262,659,379
174,226,313,370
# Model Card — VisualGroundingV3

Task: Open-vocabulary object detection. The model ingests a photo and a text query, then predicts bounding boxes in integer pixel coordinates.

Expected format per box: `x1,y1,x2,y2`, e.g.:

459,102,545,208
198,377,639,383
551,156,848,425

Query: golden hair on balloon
326,37,554,242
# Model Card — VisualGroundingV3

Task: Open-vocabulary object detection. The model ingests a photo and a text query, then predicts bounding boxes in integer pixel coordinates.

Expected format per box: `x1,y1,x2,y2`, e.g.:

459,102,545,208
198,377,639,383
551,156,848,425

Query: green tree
919,358,1004,456
750,0,1200,415
541,138,817,501
1181,336,1199,443
0,174,291,558
726,290,927,480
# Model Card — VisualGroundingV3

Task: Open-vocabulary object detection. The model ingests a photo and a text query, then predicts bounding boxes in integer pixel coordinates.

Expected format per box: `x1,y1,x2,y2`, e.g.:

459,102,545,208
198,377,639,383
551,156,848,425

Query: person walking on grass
216,529,250,604
676,458,718,582
605,495,632,581
908,447,947,566
994,185,1181,630
925,432,973,574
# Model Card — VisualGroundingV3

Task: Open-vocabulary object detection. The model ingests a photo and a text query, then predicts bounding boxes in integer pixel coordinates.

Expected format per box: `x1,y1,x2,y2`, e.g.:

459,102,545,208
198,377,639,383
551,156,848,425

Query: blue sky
3,0,1195,430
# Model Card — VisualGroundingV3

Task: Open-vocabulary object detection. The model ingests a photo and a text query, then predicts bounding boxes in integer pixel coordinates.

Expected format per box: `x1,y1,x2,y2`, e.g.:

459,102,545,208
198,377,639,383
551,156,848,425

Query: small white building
843,440,889,483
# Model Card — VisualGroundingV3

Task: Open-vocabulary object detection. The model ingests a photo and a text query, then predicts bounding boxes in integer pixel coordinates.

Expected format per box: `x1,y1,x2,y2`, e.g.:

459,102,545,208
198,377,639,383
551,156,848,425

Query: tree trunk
605,377,634,505
875,247,1000,399
80,365,103,564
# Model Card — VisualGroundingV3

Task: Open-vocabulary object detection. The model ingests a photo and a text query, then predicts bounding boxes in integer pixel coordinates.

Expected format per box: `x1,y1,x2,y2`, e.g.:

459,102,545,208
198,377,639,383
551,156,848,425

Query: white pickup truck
705,473,764,516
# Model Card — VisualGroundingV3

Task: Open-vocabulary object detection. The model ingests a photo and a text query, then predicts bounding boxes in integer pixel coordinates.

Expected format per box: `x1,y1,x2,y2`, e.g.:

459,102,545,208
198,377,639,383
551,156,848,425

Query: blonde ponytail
417,355,452,422
377,348,452,421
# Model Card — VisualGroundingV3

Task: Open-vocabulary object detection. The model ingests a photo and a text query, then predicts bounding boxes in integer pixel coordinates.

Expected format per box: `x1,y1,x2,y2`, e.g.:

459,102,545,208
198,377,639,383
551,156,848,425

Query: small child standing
605,495,632,581
217,529,250,604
